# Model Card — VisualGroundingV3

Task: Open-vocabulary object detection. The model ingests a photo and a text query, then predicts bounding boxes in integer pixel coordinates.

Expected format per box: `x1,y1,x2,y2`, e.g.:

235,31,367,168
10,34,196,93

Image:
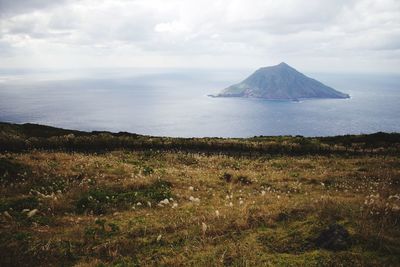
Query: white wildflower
27,209,39,218
189,196,200,203
159,199,170,205
201,222,207,235
3,211,12,219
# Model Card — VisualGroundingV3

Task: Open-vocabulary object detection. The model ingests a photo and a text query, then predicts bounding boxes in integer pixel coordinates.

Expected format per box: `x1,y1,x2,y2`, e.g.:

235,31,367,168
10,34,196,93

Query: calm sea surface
0,68,399,137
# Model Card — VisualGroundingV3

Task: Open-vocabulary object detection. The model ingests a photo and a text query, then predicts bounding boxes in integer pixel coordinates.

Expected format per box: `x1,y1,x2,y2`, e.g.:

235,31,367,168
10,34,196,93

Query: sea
0,68,399,138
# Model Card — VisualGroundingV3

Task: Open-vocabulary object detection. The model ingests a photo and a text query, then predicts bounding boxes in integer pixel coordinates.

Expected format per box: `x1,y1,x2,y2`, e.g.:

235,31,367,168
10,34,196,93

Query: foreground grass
0,123,399,266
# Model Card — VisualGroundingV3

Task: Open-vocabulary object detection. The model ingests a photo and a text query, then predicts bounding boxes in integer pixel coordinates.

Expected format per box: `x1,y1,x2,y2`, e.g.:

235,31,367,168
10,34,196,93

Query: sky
0,0,399,73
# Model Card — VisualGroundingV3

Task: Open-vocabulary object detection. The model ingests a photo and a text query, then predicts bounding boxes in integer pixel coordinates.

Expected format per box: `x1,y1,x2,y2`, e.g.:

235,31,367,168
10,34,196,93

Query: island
214,62,350,100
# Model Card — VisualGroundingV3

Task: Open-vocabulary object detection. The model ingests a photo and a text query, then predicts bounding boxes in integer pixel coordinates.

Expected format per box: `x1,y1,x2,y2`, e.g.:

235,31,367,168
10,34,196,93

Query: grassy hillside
0,122,399,266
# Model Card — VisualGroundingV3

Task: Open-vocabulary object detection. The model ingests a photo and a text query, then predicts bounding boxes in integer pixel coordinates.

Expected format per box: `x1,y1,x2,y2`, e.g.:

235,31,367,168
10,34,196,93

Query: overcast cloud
0,0,399,72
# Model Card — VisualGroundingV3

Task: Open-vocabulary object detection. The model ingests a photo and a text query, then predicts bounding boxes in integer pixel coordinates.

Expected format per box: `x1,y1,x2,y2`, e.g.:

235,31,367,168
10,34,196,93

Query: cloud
0,0,70,18
154,21,191,34
0,0,399,72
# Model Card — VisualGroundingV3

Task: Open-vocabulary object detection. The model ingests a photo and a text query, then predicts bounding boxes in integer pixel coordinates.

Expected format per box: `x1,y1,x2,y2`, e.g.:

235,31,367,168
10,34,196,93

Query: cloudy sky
0,0,399,73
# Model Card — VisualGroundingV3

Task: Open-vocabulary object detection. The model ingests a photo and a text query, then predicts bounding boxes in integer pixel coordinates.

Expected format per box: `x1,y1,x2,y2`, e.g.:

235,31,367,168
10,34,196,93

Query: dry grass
1,150,399,266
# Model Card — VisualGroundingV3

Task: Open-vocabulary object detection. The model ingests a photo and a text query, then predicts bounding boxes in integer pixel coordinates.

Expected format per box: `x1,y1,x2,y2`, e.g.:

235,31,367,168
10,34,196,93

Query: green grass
76,180,172,214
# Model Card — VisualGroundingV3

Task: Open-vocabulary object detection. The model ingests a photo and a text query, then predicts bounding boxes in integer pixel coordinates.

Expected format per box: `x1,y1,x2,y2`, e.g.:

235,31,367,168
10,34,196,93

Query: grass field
0,123,399,266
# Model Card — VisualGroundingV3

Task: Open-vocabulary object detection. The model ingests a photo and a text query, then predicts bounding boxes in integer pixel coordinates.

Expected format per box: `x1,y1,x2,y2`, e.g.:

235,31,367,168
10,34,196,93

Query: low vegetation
0,122,399,266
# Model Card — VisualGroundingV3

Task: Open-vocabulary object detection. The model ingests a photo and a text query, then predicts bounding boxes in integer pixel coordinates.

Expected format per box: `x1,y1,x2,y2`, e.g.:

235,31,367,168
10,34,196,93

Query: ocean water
0,68,399,137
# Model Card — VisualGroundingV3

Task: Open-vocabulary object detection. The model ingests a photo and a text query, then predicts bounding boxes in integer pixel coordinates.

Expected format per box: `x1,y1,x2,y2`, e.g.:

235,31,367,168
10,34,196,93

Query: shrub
236,175,252,185
0,158,30,184
0,196,39,213
142,166,154,176
220,172,233,183
84,219,120,240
